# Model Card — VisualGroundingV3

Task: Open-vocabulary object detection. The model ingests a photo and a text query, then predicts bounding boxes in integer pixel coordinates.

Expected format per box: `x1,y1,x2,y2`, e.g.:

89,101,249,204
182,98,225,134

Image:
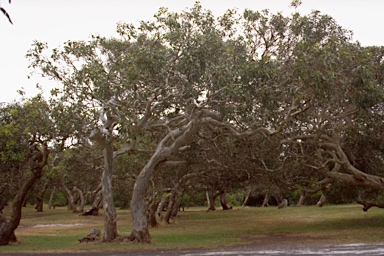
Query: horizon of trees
1,1,384,245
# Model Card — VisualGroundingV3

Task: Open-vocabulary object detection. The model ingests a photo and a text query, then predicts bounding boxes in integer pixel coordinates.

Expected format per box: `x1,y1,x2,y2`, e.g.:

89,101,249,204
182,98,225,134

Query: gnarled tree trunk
261,193,270,207
73,187,85,213
61,176,76,212
35,182,48,212
220,190,232,210
82,185,102,216
129,116,204,243
206,191,220,211
0,145,48,246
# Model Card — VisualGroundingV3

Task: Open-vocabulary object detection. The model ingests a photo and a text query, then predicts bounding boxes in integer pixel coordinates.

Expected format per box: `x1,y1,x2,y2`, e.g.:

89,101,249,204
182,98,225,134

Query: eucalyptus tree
27,3,349,243
278,23,384,199
0,96,52,245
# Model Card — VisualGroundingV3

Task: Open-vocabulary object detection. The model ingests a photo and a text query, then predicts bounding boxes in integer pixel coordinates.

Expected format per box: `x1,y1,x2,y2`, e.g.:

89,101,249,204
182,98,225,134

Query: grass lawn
1,203,384,254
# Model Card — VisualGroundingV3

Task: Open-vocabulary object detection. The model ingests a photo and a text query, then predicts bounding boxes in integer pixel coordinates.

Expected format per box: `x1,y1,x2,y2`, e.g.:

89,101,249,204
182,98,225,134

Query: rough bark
220,191,232,210
0,198,7,213
356,198,384,212
0,145,48,246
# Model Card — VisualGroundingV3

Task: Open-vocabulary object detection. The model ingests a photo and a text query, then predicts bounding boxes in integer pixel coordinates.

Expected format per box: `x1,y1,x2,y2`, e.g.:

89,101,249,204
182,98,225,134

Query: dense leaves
2,2,382,244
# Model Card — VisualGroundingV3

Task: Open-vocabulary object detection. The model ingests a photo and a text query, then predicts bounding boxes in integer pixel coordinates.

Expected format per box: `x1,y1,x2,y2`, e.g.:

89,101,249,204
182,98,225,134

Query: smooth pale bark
316,194,326,207
242,188,251,207
287,135,384,189
296,194,306,207
164,172,199,223
100,142,118,241
90,130,118,242
129,116,204,243
207,191,220,211
82,186,102,216
73,187,85,213
261,193,270,207
48,186,56,209
0,145,48,246
61,176,76,212
206,191,211,209
155,193,169,225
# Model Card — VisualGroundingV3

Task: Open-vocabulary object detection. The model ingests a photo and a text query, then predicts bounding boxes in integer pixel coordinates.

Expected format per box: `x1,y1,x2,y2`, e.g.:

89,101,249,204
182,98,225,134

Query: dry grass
1,203,384,254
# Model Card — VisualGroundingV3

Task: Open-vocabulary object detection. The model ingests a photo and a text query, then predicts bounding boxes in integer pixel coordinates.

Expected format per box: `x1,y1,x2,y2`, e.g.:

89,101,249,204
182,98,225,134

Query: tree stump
79,228,101,243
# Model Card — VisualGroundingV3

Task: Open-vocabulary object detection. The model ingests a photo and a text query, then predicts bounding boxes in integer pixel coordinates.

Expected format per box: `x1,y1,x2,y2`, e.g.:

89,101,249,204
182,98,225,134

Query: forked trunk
207,191,219,211
155,193,169,224
61,177,76,212
73,187,85,213
261,193,270,207
130,118,202,242
164,191,176,223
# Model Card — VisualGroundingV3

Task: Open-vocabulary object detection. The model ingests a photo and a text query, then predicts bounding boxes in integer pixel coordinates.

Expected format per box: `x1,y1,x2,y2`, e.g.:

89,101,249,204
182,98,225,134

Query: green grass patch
1,204,384,254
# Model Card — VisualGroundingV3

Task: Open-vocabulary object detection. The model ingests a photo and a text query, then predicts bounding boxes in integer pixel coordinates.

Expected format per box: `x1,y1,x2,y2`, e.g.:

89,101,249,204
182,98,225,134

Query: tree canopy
2,2,384,245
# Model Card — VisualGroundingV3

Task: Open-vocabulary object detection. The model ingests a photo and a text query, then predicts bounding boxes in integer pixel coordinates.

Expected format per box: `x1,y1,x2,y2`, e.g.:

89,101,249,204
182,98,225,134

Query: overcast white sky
1,0,383,103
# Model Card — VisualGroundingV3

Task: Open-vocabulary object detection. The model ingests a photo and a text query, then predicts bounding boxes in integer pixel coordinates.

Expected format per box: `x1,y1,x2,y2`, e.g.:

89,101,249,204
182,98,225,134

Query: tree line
1,2,384,245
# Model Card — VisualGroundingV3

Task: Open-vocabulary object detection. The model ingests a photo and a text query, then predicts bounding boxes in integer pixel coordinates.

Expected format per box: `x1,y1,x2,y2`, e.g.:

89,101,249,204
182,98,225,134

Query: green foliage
19,3,384,241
